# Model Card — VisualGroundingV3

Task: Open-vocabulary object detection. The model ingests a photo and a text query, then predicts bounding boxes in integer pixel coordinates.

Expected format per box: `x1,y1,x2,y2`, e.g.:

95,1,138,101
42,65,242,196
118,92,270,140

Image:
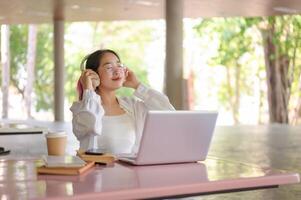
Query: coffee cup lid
46,131,67,138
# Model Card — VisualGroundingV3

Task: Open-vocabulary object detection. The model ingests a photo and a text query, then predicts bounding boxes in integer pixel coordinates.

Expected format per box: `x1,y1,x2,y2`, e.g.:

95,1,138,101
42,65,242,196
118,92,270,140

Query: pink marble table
0,158,299,200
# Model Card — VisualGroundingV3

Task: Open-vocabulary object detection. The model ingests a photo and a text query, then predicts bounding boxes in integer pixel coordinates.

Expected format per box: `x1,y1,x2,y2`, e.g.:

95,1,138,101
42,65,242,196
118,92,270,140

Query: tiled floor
196,125,301,200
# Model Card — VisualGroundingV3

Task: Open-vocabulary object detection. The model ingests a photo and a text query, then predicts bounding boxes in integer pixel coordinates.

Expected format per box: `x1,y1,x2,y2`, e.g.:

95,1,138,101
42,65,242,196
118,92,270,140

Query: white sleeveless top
97,113,136,154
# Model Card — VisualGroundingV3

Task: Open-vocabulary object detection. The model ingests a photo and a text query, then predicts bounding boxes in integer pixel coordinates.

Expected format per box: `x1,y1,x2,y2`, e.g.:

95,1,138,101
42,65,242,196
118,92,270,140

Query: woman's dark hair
80,49,121,73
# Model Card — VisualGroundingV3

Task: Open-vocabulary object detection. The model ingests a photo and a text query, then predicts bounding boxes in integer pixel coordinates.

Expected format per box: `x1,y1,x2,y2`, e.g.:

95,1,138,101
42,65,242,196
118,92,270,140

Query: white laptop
118,110,218,165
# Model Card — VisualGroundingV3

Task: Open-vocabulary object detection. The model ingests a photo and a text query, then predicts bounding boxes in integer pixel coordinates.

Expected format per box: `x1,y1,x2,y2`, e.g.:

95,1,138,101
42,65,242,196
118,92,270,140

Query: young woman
70,49,175,155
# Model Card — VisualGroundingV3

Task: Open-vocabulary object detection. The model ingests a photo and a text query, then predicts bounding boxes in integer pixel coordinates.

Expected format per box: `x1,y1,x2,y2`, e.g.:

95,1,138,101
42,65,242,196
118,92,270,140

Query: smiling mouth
112,77,121,81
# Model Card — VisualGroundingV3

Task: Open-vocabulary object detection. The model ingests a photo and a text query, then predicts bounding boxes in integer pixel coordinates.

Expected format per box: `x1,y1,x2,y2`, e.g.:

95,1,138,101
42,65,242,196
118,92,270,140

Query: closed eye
103,62,123,69
104,63,113,69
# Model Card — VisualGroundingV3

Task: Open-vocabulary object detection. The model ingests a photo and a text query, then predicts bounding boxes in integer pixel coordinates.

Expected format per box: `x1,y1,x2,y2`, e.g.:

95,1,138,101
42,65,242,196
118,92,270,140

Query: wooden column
1,25,10,118
54,19,65,121
53,0,65,121
165,0,184,109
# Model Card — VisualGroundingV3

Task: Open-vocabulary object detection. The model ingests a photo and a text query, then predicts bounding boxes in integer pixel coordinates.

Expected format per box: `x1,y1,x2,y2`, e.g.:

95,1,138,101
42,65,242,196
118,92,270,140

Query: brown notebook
37,161,94,175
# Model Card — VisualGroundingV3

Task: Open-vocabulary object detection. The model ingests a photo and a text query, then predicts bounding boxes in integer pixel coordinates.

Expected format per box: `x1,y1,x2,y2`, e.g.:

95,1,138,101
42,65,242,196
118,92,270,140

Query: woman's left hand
123,68,140,89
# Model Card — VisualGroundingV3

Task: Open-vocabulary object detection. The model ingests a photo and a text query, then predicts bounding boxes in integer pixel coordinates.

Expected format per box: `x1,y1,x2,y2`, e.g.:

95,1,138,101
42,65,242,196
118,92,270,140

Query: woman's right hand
80,69,100,90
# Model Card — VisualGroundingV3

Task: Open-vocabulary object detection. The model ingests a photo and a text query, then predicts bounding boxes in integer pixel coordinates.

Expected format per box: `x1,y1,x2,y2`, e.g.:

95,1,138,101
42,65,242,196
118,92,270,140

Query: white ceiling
0,0,301,24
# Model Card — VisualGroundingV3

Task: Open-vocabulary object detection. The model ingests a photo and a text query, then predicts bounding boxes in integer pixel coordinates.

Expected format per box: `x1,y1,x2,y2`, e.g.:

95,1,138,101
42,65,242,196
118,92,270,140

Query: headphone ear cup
80,55,89,71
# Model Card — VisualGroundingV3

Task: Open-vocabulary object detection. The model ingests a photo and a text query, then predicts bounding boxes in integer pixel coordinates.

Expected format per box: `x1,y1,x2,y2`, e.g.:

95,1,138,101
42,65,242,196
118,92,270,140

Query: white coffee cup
45,131,67,156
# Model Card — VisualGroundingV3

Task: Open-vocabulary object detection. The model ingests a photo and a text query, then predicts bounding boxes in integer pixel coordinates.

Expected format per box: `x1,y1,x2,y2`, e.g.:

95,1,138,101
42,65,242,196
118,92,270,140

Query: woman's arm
71,69,103,142
70,89,104,142
123,68,175,110
133,83,175,110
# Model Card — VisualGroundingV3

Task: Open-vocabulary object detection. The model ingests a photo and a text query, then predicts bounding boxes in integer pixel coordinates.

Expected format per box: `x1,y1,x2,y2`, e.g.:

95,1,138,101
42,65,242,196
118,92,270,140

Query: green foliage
65,52,84,102
217,81,232,110
262,15,301,116
9,24,54,112
10,25,28,92
64,21,152,101
64,22,85,103
8,21,154,117
194,15,301,124
195,18,257,120
35,24,54,111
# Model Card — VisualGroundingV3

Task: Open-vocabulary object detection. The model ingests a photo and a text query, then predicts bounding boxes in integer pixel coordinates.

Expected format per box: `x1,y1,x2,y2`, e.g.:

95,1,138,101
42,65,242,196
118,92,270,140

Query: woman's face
97,52,126,90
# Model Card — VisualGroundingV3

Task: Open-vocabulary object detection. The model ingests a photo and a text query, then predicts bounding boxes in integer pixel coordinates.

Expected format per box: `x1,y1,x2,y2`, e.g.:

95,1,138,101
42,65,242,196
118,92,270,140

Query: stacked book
77,149,116,164
37,152,116,175
37,155,94,175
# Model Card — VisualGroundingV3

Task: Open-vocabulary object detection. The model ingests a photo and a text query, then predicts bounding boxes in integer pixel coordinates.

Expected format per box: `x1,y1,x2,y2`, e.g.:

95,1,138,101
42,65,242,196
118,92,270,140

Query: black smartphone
85,148,105,155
